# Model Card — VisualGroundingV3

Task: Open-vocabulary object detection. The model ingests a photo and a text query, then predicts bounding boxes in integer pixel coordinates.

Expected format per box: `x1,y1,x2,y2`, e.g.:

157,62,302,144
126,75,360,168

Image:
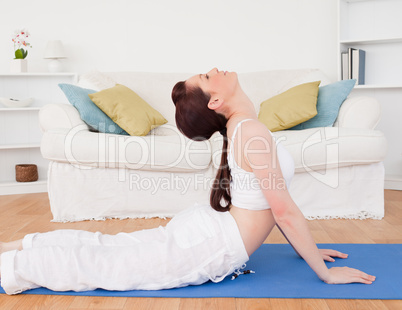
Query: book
348,48,354,80
341,52,349,80
352,49,366,85
342,48,366,84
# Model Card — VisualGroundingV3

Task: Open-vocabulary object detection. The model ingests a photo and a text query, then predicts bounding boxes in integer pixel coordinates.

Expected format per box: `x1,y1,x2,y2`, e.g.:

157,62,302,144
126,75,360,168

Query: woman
0,68,375,295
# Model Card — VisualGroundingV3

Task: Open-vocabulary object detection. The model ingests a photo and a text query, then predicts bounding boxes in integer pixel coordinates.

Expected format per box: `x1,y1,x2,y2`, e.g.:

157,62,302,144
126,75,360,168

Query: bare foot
1,240,23,279
0,240,23,253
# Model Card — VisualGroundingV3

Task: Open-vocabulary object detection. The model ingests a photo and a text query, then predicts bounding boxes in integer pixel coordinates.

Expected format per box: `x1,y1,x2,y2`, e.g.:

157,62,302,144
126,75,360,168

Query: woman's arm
276,224,349,262
276,224,301,257
242,121,375,284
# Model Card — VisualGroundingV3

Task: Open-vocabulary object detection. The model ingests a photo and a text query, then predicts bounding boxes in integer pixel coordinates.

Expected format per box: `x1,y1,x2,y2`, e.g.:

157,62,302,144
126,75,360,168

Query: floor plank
381,299,402,310
10,294,73,310
68,296,127,309
122,297,180,310
235,298,272,310
301,299,331,310
0,295,20,309
178,298,236,310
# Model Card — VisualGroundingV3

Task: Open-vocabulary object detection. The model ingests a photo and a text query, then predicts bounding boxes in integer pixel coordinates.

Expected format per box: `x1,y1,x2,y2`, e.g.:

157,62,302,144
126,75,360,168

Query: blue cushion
289,79,356,130
58,84,128,135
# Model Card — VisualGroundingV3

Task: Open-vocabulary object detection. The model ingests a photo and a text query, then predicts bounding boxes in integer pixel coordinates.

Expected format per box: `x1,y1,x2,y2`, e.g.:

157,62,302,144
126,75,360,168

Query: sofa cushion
41,127,212,172
105,72,191,126
289,79,356,130
77,70,117,91
258,81,320,132
58,84,128,135
211,127,387,172
275,127,387,172
89,84,168,136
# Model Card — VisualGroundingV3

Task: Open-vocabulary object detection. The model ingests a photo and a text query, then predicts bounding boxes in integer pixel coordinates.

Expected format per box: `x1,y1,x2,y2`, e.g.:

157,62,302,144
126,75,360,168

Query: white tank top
228,119,295,210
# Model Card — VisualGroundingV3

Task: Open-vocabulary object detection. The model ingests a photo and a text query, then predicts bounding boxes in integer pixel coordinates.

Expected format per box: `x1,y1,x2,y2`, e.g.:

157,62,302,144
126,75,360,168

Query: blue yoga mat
1,244,401,299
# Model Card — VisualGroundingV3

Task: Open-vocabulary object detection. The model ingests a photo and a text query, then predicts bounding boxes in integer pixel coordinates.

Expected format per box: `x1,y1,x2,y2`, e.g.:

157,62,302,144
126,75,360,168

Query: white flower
12,28,32,54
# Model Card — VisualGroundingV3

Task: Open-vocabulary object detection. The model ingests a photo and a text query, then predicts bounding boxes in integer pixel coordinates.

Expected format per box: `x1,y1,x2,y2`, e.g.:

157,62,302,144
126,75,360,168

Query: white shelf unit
338,0,402,190
0,73,77,195
338,0,402,86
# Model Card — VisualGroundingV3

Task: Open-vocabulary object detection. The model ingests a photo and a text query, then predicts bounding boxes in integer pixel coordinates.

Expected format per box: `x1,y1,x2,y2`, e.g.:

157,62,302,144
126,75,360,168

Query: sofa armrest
39,103,89,132
334,96,381,129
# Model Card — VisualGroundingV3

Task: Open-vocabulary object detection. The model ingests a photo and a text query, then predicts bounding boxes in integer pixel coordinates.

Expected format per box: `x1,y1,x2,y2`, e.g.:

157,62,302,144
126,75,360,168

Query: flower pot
10,59,27,73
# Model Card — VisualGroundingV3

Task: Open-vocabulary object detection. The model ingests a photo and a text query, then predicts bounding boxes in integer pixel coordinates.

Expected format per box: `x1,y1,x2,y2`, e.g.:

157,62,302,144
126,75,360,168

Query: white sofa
39,69,387,222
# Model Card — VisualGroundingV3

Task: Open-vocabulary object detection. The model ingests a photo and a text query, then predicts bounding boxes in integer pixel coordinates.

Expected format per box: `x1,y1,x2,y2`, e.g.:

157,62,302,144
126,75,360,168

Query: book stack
341,48,366,85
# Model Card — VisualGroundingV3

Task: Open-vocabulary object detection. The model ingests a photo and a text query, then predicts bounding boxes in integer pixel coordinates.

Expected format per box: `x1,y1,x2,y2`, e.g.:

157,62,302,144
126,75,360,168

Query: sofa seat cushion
41,128,211,172
276,127,387,172
211,127,387,172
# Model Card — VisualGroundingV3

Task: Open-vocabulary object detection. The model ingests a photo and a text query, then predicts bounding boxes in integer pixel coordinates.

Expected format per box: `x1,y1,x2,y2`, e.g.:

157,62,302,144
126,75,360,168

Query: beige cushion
258,81,320,132
89,84,167,136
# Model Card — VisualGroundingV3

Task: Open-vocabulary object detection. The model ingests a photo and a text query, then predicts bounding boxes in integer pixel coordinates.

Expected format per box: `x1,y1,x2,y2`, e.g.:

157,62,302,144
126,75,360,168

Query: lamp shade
44,40,66,59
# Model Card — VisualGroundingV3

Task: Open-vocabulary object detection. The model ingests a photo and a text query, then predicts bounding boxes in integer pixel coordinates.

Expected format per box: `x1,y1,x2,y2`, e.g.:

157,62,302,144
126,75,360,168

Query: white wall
0,0,338,79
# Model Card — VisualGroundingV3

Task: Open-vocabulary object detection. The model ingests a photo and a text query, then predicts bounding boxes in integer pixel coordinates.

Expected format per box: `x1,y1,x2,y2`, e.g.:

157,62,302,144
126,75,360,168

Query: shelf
354,84,402,89
0,143,41,150
0,107,41,111
0,73,77,195
0,72,77,77
340,37,402,45
343,0,381,3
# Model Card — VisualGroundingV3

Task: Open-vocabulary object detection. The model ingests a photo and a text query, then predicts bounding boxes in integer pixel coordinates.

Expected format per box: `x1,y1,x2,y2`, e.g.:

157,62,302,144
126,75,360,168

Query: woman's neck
225,88,258,123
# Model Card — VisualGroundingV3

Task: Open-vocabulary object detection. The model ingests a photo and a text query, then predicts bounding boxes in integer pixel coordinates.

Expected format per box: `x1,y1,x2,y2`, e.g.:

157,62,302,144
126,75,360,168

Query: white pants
1,203,249,295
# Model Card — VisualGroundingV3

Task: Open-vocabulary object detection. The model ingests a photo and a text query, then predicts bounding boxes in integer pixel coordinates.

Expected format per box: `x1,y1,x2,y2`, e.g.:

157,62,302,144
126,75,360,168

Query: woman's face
186,68,238,100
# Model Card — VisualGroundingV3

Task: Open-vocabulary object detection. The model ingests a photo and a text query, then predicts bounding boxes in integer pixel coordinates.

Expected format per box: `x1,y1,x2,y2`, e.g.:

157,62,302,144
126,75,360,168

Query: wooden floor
0,190,401,310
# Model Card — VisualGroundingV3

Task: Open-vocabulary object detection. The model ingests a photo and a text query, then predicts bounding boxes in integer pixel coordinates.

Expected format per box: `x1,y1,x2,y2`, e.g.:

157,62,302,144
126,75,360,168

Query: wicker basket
15,164,38,182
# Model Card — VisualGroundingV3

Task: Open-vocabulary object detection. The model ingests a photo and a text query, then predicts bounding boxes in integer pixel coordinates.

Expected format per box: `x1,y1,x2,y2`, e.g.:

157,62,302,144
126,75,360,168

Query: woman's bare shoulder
241,119,272,141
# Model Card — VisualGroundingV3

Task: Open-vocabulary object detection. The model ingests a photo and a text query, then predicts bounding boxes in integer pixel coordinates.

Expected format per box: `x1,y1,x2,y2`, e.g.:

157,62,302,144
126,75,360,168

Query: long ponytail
210,131,232,211
172,81,231,212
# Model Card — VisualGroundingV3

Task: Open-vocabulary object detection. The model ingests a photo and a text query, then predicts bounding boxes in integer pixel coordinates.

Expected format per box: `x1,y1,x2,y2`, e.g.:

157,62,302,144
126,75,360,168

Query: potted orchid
11,29,32,72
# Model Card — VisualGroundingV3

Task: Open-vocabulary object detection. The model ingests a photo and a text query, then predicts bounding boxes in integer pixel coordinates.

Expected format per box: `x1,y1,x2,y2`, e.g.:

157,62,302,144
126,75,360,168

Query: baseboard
0,180,48,195
385,175,402,191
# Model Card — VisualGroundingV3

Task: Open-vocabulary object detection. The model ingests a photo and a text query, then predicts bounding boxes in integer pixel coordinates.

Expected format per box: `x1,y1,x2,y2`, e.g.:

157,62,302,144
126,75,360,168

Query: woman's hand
324,266,376,284
319,249,348,262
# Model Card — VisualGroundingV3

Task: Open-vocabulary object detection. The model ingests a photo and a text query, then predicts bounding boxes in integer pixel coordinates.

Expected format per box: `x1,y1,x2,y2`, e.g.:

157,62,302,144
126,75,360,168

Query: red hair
172,81,231,212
